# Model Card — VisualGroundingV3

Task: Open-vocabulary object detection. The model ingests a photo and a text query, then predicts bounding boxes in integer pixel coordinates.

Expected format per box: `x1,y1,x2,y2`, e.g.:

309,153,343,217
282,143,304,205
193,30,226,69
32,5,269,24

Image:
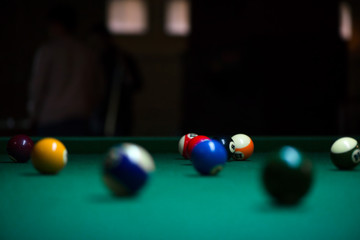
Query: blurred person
27,5,104,136
88,24,142,136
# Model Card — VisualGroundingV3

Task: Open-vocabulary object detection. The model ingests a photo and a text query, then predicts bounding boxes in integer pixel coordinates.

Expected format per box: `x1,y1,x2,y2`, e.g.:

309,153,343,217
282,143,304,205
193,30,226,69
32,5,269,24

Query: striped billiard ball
103,143,155,196
178,133,198,159
262,146,313,205
330,137,360,170
231,133,254,161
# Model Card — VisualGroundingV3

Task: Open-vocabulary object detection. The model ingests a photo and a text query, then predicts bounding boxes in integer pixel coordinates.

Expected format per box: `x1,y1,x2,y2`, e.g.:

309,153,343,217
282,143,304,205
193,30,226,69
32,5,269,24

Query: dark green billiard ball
262,146,313,205
212,136,235,160
330,137,360,170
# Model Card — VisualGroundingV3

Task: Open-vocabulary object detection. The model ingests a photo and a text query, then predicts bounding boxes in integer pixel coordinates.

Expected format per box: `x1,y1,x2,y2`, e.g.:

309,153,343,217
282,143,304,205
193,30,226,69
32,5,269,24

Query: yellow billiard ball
31,138,68,174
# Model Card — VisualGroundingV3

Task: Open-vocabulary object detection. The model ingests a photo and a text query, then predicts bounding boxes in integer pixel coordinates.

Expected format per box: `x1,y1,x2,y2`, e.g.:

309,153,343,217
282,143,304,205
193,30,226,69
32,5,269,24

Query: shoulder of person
34,42,56,61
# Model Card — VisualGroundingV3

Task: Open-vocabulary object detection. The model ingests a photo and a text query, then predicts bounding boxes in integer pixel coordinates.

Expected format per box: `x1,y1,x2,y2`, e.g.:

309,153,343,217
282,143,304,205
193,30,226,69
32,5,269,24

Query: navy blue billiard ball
330,137,360,170
212,136,235,160
103,143,155,196
262,146,313,205
191,140,227,175
6,134,34,163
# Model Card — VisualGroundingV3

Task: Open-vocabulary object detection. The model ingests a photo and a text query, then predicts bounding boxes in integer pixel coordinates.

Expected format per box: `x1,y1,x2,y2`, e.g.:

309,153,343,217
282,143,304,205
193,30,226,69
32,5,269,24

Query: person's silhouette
28,5,104,136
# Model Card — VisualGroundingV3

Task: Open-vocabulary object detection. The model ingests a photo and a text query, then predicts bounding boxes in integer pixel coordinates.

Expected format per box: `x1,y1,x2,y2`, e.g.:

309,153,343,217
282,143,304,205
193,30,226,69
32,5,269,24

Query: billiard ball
103,143,155,196
191,140,227,175
6,134,34,163
212,136,235,160
178,133,198,159
31,138,68,174
262,146,313,205
330,137,360,170
185,135,210,159
231,133,254,160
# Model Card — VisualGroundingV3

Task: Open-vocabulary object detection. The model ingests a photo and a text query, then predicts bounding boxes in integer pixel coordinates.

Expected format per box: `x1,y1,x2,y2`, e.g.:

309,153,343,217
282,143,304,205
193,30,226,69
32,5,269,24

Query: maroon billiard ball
6,135,34,163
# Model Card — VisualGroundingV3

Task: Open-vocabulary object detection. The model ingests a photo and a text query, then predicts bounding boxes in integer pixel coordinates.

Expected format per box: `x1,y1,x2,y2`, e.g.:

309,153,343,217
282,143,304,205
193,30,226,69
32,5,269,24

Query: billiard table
1,136,360,240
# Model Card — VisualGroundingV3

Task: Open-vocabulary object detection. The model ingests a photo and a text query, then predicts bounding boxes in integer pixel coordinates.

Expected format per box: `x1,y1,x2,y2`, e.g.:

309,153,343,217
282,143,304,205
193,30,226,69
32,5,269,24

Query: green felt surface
1,143,360,240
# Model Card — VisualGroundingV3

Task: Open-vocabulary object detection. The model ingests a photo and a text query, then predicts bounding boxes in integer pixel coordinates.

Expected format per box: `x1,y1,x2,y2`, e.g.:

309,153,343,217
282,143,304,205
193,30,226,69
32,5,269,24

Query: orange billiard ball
31,138,68,174
231,134,254,161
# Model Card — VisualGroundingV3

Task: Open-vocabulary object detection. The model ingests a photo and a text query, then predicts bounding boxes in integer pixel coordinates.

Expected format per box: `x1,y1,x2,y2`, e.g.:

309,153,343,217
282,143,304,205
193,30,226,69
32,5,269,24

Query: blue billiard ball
103,143,155,196
191,140,227,175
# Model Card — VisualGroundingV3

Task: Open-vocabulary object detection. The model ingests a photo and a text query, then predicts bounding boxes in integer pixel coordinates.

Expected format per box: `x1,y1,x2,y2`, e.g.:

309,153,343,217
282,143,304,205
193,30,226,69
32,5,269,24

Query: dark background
1,0,360,136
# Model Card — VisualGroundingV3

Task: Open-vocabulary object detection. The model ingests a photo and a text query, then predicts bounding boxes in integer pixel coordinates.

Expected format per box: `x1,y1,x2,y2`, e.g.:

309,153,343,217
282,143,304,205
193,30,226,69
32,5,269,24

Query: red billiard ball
178,133,198,159
6,134,34,163
185,135,210,159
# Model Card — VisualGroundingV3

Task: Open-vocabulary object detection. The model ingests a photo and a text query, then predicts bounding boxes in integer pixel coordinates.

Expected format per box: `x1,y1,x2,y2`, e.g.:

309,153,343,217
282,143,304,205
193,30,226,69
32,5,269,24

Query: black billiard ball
262,146,313,205
6,134,34,163
330,137,360,170
212,136,235,160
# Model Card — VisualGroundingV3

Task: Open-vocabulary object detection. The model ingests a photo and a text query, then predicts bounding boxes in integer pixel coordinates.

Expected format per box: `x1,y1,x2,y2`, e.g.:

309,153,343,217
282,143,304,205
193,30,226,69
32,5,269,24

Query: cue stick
104,62,124,136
